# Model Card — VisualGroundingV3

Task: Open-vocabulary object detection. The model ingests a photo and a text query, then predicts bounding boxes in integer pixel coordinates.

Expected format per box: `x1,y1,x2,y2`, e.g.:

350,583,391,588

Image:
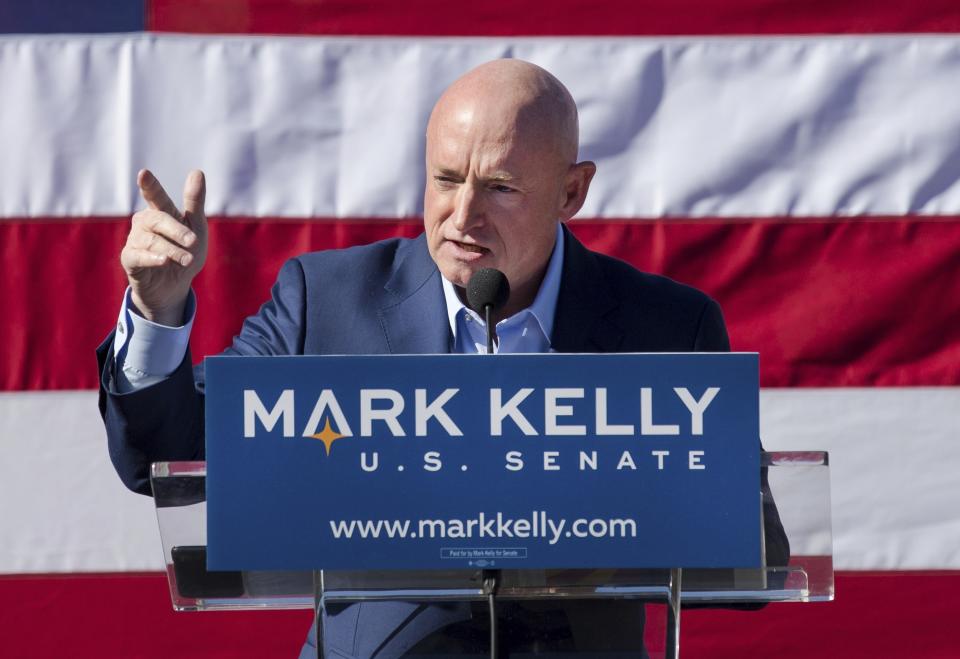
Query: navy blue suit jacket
97,226,736,657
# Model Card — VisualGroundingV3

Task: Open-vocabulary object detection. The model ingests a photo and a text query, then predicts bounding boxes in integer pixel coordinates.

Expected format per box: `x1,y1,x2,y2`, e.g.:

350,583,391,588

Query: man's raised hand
121,169,208,326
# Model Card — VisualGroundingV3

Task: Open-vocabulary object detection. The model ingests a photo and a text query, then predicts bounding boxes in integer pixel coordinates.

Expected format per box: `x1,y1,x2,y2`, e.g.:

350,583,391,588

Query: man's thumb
183,169,206,216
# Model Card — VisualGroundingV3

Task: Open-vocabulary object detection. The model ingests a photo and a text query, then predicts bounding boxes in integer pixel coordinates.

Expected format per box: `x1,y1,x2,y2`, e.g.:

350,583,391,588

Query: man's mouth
450,240,488,254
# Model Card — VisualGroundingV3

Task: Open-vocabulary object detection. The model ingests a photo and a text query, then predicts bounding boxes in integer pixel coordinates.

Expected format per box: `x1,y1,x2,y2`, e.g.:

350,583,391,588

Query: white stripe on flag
2,34,960,219
761,387,960,570
0,391,161,573
1,388,958,573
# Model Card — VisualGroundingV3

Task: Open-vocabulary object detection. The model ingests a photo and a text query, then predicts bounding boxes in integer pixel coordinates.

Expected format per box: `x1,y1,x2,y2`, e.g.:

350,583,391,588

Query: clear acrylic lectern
151,451,833,658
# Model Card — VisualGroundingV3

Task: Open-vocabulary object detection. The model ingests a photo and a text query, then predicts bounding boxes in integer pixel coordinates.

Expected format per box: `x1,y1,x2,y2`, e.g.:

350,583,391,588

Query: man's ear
558,161,597,221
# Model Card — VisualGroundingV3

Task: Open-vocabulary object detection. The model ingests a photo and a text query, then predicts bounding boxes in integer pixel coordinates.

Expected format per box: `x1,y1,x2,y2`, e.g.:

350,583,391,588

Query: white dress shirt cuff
113,288,196,392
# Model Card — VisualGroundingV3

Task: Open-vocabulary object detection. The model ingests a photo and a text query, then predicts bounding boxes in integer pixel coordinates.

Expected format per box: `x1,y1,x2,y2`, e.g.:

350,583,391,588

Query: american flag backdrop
1,1,959,656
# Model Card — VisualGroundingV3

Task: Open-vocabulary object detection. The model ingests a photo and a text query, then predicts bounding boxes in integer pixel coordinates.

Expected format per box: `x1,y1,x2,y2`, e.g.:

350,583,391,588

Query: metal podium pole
665,567,682,659
314,570,325,659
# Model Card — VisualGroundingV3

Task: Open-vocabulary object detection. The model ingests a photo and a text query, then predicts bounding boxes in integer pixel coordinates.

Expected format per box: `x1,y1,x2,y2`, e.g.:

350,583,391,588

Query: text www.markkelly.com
328,512,637,546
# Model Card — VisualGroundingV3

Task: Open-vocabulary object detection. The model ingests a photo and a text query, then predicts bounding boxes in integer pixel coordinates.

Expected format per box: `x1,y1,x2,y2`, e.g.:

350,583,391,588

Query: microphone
466,268,509,658
466,268,510,354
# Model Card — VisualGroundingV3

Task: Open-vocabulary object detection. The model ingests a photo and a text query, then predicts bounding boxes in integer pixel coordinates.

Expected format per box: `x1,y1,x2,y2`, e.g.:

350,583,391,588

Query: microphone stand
481,301,499,659
484,304,495,355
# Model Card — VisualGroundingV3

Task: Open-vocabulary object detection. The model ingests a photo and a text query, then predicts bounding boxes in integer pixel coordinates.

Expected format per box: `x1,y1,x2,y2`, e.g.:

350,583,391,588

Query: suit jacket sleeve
694,298,731,352
97,258,308,495
692,296,792,574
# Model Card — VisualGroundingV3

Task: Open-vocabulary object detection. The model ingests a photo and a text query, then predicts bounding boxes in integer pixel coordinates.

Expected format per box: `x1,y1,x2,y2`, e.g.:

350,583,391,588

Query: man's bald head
428,59,581,170
423,59,595,321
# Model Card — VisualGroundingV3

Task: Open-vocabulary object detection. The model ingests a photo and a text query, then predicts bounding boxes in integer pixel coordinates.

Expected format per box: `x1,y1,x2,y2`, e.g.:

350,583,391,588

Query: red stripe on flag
3,217,958,391
0,571,957,658
571,218,960,388
683,570,960,658
148,0,960,36
0,572,312,658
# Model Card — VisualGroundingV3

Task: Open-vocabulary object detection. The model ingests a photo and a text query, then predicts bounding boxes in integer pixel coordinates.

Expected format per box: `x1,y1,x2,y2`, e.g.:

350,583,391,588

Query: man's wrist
114,287,196,392
129,291,190,327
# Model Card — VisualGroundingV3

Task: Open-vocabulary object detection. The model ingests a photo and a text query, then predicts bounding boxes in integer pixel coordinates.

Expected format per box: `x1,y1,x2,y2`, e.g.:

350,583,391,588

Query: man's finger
124,234,194,268
182,169,206,217
138,169,181,220
133,210,197,248
121,245,170,271
144,233,195,266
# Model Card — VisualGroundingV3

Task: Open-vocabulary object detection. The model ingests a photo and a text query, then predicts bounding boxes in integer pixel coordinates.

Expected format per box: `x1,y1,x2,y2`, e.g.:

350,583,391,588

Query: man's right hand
121,169,208,326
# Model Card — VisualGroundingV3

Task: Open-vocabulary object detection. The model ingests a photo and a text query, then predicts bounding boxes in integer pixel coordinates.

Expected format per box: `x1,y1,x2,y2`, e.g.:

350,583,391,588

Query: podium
153,353,833,657
151,451,833,658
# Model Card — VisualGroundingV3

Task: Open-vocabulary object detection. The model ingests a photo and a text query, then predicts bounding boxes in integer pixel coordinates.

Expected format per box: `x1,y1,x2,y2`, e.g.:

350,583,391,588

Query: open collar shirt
441,222,564,354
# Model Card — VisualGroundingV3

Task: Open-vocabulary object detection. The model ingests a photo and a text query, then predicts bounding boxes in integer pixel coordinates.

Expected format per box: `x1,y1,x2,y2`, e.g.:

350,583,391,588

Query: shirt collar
441,222,566,345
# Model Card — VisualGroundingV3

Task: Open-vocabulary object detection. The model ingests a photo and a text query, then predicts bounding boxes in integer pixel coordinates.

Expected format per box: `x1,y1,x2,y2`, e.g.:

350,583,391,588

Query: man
99,60,767,657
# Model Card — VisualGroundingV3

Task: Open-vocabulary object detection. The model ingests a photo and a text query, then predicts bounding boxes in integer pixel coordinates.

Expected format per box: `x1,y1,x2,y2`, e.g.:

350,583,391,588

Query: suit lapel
378,234,452,355
551,225,623,353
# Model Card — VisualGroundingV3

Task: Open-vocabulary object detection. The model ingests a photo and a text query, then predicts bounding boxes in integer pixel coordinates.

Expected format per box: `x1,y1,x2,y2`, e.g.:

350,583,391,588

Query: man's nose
451,184,484,233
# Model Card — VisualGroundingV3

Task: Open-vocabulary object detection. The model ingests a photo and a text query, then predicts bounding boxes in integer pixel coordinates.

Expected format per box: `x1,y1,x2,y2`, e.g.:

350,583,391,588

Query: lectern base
312,568,682,659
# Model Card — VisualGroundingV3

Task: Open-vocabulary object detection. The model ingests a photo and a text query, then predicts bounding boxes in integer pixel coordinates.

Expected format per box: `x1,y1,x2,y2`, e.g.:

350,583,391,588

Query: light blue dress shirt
113,288,196,391
115,222,565,390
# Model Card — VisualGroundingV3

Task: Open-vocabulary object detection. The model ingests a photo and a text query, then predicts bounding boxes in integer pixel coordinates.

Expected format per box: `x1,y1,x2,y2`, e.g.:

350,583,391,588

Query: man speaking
99,59,736,656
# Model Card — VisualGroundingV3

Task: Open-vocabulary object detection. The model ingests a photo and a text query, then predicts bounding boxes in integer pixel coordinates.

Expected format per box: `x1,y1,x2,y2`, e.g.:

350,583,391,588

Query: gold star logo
310,417,345,456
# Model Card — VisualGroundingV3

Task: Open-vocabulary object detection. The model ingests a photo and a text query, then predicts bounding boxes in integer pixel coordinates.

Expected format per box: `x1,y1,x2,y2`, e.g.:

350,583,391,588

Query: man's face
424,104,569,310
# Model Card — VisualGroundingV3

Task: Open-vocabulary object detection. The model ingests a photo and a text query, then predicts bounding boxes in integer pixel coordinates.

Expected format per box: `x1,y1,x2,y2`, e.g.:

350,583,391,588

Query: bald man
424,59,594,323
98,60,739,657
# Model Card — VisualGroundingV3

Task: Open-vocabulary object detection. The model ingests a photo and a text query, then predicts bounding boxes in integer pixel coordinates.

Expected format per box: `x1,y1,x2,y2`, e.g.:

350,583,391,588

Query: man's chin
438,262,489,289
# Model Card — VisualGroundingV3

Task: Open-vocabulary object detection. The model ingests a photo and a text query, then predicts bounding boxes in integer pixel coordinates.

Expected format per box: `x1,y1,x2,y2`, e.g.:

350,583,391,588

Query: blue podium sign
205,353,760,571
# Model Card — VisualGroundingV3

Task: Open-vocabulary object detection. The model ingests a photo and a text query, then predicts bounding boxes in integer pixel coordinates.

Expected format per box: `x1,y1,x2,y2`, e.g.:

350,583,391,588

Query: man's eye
434,176,458,186
492,184,514,193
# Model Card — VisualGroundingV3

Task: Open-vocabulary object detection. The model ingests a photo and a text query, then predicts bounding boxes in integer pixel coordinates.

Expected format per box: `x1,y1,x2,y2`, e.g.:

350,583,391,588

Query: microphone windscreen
466,268,510,313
